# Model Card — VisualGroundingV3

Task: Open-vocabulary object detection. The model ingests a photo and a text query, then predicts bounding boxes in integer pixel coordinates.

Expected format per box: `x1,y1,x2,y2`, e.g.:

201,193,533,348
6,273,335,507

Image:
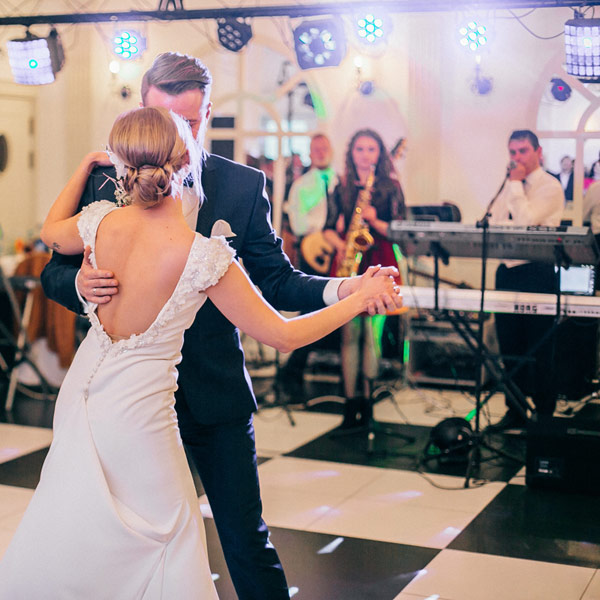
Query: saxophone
335,165,375,277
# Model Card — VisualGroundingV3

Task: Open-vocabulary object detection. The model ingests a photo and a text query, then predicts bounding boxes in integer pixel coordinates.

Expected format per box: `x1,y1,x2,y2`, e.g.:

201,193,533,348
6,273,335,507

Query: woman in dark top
324,129,406,429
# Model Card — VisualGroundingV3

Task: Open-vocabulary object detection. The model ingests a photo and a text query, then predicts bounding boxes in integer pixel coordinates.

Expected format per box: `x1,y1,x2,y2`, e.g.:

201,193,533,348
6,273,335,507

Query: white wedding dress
0,201,235,599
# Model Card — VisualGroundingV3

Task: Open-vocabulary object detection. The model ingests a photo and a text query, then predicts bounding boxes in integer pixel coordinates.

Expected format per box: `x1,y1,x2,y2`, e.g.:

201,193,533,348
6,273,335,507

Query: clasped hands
338,265,403,315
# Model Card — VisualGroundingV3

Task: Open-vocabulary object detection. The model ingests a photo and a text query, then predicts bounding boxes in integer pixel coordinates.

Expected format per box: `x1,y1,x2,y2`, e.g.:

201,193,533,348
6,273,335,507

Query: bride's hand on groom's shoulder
81,151,113,174
77,246,119,305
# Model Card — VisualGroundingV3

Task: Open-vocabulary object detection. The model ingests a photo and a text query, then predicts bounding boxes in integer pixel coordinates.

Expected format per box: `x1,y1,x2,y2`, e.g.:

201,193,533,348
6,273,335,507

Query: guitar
299,231,335,275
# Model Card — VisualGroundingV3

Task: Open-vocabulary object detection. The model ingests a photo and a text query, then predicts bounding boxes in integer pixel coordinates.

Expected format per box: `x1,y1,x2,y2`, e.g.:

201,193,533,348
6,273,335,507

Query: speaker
526,415,600,494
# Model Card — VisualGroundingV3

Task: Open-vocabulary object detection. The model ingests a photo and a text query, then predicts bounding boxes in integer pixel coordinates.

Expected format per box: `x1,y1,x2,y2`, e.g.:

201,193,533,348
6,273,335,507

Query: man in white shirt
488,129,565,432
283,133,338,389
286,134,337,266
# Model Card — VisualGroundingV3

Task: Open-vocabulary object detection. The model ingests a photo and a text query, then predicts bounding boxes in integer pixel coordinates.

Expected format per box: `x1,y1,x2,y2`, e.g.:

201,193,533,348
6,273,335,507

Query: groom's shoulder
85,165,118,204
204,153,263,181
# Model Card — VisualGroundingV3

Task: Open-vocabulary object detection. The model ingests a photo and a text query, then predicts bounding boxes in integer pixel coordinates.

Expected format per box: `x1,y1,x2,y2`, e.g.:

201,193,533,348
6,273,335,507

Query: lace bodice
77,200,235,353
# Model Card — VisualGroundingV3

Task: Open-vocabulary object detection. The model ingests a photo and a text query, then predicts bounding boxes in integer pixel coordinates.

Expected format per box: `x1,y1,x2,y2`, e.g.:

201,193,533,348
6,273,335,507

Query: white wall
0,5,584,285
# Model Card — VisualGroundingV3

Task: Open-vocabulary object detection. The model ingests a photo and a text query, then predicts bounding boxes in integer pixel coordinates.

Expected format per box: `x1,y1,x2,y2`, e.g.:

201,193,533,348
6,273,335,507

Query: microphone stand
464,171,512,487
477,170,510,228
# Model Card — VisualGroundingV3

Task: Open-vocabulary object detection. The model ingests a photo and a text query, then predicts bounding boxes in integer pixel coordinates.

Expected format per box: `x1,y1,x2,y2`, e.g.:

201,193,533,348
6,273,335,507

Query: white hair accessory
102,147,131,206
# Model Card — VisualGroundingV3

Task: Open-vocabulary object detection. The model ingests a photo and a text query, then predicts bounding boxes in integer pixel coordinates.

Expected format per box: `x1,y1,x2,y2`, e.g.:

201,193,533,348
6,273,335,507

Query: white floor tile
583,570,600,600
306,497,477,548
258,456,383,498
393,593,452,600
403,549,596,600
0,508,28,532
350,469,505,513
253,409,341,455
260,487,345,530
0,485,34,520
0,423,52,464
509,465,527,485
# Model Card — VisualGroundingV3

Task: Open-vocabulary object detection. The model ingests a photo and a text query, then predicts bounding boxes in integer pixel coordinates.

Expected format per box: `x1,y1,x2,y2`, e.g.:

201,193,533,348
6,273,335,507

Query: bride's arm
40,152,112,255
206,261,402,353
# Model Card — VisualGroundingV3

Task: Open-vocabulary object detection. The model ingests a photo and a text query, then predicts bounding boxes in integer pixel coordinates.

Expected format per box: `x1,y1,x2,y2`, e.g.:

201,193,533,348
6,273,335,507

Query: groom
41,52,401,599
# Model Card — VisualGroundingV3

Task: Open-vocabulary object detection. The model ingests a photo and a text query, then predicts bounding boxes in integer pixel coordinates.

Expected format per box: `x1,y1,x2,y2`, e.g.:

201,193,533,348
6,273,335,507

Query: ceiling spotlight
6,28,65,85
459,21,488,52
564,16,600,83
293,19,346,70
217,18,252,52
356,13,385,44
355,11,391,45
550,77,572,102
113,30,146,60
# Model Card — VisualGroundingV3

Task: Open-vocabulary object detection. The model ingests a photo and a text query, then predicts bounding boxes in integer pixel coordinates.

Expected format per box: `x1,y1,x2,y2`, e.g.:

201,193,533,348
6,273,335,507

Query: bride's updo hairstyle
108,106,197,208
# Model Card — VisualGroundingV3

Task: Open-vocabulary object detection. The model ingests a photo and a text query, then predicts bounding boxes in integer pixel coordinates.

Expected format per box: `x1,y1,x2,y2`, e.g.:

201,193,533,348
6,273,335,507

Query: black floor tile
0,447,48,489
449,483,600,568
287,422,525,482
0,387,55,429
205,519,438,600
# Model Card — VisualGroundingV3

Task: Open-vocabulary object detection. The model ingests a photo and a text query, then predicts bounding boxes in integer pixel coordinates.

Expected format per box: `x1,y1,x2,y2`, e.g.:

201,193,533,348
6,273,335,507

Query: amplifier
526,415,600,495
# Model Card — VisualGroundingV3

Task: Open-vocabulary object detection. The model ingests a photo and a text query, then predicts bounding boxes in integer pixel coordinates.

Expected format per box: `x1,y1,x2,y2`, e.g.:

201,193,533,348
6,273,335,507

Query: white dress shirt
489,166,564,227
286,167,337,237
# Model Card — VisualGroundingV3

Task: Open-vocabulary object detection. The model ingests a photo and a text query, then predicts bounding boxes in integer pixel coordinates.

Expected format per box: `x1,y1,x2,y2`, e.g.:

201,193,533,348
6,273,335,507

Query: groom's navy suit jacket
41,154,329,425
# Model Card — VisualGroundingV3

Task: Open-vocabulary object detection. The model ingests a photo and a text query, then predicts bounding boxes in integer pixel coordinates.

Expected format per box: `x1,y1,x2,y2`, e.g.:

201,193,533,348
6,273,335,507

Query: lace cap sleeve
77,201,119,259
190,235,236,292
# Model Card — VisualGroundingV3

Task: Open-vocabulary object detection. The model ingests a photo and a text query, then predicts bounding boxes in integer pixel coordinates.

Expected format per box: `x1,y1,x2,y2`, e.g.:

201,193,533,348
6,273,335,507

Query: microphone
506,160,517,177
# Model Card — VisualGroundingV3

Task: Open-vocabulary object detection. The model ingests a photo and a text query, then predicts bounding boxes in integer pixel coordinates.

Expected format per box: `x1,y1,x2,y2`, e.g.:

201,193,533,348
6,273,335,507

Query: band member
287,133,337,273
324,129,406,428
282,134,338,390
488,129,564,431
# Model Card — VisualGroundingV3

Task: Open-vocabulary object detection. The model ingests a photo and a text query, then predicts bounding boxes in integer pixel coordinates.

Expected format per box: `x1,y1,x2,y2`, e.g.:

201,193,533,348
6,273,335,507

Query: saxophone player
323,129,406,430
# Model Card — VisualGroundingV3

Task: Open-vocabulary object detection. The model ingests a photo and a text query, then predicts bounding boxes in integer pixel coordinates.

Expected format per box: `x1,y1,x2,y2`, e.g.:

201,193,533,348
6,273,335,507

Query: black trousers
495,262,558,416
176,390,289,600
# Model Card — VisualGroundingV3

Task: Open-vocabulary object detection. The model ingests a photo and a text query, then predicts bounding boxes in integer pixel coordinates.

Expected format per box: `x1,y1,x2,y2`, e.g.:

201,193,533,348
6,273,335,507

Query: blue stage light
459,21,487,52
356,13,385,44
113,30,146,60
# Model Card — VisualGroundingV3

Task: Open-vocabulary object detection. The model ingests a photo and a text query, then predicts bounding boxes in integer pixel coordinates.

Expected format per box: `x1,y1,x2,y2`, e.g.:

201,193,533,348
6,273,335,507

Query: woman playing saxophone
323,129,406,430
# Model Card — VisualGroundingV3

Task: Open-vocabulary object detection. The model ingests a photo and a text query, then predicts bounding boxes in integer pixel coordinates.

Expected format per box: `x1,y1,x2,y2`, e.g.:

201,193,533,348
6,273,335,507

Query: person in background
323,129,406,429
488,129,564,432
282,133,338,391
585,157,600,191
390,137,407,183
552,155,574,201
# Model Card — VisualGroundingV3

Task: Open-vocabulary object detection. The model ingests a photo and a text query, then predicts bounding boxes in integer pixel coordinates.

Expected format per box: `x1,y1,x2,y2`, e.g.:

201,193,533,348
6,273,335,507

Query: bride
0,106,402,599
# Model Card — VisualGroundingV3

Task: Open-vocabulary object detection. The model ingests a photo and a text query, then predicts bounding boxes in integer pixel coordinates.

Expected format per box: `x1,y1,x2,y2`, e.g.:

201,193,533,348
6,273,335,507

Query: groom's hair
141,52,212,105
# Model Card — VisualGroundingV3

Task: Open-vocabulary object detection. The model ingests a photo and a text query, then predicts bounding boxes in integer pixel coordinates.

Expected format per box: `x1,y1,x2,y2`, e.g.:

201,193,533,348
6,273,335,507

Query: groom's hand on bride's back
77,246,119,304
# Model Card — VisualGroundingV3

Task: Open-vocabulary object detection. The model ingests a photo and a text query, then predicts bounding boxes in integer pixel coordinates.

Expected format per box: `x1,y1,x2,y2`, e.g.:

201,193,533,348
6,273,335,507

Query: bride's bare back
94,201,195,340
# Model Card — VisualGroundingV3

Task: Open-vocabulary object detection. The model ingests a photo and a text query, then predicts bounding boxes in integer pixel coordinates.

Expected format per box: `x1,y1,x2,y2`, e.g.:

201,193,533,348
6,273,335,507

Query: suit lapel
197,157,217,236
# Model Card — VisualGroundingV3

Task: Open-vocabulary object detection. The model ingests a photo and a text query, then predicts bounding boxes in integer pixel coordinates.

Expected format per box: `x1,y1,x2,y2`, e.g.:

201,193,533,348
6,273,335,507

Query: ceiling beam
0,1,599,28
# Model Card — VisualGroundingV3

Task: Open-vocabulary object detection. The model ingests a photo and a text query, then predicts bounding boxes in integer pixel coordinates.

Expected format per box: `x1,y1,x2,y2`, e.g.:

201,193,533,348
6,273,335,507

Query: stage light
217,18,253,52
113,30,146,60
564,16,600,83
459,21,487,52
293,19,346,70
425,417,474,462
356,13,386,44
7,29,65,85
550,77,572,102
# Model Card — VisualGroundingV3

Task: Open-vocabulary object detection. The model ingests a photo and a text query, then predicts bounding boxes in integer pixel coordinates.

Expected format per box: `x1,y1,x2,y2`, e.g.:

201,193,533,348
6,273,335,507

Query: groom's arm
41,166,117,313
